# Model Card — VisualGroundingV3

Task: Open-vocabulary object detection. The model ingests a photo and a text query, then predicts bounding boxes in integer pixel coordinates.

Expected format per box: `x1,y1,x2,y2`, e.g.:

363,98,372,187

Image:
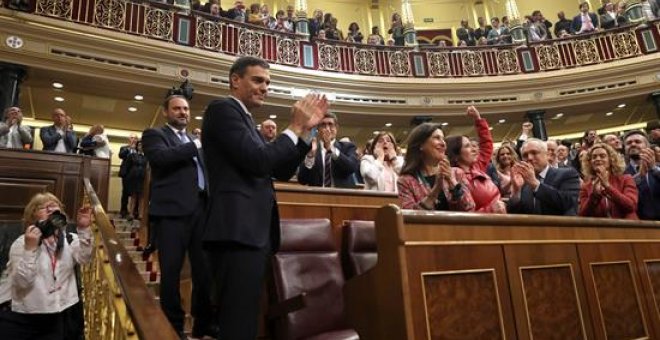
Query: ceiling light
373,131,380,135
128,107,138,112
617,103,626,108
385,123,392,127
134,95,144,101
488,127,494,131
441,122,449,126
269,114,277,119
605,112,614,116
54,96,64,102
498,119,506,124
195,116,203,120
556,113,564,118
52,82,64,89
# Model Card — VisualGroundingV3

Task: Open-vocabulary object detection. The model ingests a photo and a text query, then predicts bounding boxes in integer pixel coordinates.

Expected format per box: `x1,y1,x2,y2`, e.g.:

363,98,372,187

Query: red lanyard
47,251,57,282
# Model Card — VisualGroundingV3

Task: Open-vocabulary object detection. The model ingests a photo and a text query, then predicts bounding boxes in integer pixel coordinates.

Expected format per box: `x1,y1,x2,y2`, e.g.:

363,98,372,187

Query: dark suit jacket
571,13,599,33
118,145,135,178
625,163,660,220
201,98,310,250
39,125,77,153
297,140,359,188
508,166,581,216
141,126,205,217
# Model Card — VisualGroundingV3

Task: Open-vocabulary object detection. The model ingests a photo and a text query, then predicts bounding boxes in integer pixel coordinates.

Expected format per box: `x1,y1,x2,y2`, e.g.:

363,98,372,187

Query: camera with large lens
36,210,68,240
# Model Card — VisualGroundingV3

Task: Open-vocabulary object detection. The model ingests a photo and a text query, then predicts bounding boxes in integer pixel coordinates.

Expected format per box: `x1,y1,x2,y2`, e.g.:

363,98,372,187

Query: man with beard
623,130,660,220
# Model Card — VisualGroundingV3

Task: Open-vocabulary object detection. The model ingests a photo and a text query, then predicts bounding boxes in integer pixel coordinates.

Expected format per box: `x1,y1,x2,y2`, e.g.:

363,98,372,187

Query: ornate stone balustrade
5,0,660,78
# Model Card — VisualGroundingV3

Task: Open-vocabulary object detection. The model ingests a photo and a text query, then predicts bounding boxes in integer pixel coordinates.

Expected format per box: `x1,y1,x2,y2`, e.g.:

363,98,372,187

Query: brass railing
82,178,178,340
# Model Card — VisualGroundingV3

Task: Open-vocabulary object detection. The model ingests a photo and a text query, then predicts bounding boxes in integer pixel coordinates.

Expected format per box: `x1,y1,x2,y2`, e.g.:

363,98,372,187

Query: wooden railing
83,178,178,340
4,0,659,78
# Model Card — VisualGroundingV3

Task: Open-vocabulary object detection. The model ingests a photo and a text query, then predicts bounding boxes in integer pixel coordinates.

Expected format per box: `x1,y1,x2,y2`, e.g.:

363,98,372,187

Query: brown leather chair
341,221,376,279
270,219,359,340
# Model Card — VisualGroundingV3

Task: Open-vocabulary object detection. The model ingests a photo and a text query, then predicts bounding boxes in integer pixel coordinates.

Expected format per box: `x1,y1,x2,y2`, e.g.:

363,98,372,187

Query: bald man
40,108,77,153
259,119,277,142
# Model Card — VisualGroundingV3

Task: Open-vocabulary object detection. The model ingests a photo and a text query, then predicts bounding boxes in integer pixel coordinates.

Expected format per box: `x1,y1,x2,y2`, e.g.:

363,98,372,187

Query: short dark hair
445,135,467,167
646,120,660,133
162,95,188,110
229,57,270,88
323,112,338,125
623,129,648,142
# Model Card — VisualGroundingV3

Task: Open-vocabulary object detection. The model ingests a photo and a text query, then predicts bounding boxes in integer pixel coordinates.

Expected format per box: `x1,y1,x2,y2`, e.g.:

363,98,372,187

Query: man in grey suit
508,138,581,215
0,107,32,148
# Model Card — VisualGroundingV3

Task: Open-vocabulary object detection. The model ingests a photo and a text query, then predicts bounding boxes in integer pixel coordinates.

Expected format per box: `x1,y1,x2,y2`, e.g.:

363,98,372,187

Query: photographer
0,193,93,339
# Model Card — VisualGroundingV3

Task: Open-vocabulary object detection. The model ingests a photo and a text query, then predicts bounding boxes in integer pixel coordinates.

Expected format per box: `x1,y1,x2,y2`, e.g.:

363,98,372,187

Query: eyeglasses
38,203,60,211
318,122,336,129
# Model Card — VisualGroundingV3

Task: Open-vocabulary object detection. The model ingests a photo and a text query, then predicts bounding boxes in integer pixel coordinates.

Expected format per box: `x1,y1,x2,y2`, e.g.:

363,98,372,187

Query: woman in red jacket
579,143,638,219
445,106,506,213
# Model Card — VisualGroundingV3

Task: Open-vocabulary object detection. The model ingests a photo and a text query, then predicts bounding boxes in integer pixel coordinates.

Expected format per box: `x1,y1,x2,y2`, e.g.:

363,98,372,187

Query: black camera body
36,210,68,240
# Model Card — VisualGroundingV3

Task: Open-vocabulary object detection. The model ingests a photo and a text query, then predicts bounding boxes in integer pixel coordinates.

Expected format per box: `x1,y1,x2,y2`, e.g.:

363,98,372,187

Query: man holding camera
623,130,660,220
141,95,213,339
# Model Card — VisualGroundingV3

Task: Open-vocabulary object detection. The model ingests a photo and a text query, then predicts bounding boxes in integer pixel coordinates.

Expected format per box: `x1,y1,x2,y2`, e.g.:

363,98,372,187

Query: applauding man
298,112,359,188
202,56,328,339
508,138,580,215
0,106,32,148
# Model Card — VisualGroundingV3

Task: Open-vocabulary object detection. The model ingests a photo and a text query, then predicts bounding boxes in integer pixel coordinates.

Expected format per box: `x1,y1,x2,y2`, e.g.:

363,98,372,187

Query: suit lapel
544,167,557,186
162,126,182,145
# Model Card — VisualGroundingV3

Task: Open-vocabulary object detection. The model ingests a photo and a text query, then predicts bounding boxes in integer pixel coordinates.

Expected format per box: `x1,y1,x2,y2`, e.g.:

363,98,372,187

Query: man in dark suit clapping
141,96,213,339
508,138,581,215
201,56,328,339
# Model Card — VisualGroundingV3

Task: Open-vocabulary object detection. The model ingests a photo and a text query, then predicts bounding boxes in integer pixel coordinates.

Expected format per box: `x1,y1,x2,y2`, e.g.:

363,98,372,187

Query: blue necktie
178,131,205,190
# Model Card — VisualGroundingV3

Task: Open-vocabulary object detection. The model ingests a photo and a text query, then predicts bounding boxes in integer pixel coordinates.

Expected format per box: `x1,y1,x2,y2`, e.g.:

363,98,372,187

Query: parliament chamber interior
1,0,660,338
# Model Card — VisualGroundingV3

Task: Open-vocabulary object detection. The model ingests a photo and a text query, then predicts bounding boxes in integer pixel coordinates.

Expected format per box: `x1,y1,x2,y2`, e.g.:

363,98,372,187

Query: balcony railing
4,0,660,78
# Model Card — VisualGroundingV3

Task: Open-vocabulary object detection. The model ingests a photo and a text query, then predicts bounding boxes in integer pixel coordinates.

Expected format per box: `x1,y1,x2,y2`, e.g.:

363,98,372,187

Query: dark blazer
297,140,359,188
39,125,77,153
141,126,204,217
625,163,660,220
202,98,310,250
118,145,135,178
571,12,599,34
508,166,581,216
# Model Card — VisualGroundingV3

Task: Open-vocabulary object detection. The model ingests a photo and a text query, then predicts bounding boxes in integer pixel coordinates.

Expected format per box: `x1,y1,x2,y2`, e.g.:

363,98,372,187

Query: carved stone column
526,110,547,141
0,63,27,121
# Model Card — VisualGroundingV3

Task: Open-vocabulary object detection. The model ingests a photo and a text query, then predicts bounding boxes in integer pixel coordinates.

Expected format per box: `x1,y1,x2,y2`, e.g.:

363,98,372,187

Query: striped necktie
323,150,332,187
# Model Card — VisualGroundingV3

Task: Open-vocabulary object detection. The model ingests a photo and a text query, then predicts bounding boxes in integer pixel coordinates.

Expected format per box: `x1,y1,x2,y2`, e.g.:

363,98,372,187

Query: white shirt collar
229,95,252,117
166,124,186,135
538,165,550,179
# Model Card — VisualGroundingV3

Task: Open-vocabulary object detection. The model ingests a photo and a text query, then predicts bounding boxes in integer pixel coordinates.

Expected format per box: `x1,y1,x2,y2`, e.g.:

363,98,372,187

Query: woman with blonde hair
360,131,403,192
487,144,519,198
0,192,93,339
579,143,638,219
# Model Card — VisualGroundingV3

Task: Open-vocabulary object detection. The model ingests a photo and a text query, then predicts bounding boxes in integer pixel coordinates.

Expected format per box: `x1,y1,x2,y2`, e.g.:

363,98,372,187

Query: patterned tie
178,131,205,190
323,149,332,187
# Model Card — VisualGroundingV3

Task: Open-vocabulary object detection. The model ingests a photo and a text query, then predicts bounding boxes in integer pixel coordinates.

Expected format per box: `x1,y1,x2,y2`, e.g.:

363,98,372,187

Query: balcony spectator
623,130,660,220
202,0,223,15
579,143,638,218
603,133,624,154
509,138,581,215
437,40,447,47
317,29,327,40
572,2,599,34
346,22,363,43
528,11,549,41
270,10,293,33
474,17,492,41
557,144,571,168
226,0,246,22
191,0,202,11
325,17,344,41
598,0,611,15
445,107,505,213
210,3,222,18
555,11,573,37
397,123,475,211
389,13,405,46
78,124,111,159
40,108,77,153
322,12,334,30
247,3,263,26
601,2,628,29
502,16,511,29
361,132,403,192
309,9,324,37
487,144,519,198
367,26,385,45
538,10,554,38
476,36,488,46
487,17,509,45
0,107,32,149
458,40,468,47
640,0,659,21
557,29,572,38
285,5,296,32
457,19,476,46
259,4,275,27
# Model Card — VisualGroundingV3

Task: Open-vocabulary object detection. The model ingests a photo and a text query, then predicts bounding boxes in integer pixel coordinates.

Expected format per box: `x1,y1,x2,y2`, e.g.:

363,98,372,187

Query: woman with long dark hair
445,106,506,213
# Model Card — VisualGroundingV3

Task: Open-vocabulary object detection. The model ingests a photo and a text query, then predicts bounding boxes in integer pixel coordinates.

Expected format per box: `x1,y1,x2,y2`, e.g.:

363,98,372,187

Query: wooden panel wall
0,149,110,220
